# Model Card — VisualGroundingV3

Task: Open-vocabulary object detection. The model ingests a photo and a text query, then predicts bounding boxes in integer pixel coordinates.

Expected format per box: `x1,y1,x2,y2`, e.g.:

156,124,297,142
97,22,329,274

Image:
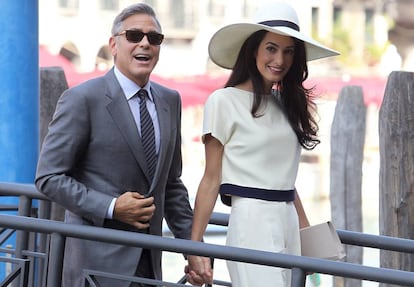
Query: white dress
202,87,302,286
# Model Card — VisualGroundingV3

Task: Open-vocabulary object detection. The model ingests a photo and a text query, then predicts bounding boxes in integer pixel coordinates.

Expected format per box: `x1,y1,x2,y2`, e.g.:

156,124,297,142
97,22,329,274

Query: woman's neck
234,80,273,96
234,81,253,92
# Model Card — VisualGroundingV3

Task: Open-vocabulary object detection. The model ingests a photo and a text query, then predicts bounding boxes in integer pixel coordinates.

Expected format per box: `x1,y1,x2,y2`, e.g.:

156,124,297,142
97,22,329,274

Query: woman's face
255,32,295,90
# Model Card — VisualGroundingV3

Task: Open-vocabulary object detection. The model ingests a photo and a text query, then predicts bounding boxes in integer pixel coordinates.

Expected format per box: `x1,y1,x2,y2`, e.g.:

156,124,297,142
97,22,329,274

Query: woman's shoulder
208,87,251,103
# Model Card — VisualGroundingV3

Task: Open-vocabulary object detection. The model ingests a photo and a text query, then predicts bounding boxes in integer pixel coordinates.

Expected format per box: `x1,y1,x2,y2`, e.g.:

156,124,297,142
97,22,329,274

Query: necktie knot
138,89,149,101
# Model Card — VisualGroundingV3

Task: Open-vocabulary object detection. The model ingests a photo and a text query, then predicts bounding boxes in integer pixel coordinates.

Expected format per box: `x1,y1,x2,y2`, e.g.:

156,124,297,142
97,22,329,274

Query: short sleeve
202,90,232,145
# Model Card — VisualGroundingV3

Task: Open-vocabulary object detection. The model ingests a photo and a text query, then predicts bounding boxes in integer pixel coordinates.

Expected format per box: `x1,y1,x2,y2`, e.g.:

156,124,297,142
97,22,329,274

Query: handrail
0,182,48,201
9,184,413,253
210,212,414,254
0,214,414,286
2,182,414,286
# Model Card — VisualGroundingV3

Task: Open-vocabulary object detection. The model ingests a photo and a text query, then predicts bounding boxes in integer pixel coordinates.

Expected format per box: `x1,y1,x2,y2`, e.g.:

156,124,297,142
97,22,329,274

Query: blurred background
36,0,413,286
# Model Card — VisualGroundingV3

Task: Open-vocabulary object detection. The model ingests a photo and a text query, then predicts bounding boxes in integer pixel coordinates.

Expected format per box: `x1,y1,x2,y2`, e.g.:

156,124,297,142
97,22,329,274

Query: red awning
39,46,386,108
306,76,387,107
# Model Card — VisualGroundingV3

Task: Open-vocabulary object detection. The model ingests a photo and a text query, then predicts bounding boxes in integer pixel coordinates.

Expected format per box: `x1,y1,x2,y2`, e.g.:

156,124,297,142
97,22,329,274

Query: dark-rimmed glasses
115,30,164,45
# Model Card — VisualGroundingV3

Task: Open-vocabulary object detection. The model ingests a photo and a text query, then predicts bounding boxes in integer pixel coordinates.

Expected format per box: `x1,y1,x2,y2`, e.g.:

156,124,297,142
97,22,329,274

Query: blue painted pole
0,0,39,280
0,0,39,183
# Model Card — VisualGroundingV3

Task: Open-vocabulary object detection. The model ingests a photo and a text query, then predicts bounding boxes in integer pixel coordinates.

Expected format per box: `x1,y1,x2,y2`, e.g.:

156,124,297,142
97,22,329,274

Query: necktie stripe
137,89,157,180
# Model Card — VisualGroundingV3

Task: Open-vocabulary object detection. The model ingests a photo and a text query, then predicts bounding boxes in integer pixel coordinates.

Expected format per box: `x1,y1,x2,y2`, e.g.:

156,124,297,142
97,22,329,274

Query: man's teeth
134,55,149,61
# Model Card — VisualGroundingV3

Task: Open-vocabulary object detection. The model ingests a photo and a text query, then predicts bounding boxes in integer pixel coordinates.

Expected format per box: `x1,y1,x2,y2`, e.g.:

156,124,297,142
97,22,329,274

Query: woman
187,1,339,286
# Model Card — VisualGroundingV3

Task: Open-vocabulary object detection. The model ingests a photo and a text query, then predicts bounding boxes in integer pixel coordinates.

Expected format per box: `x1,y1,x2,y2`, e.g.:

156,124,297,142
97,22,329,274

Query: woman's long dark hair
225,30,320,150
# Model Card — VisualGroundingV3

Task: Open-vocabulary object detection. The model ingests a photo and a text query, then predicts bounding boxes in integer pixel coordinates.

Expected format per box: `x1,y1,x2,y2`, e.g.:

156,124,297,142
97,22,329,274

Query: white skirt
226,196,300,287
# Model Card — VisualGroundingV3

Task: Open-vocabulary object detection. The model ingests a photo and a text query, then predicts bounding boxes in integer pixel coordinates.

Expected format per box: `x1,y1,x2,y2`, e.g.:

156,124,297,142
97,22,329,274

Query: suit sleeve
35,87,113,225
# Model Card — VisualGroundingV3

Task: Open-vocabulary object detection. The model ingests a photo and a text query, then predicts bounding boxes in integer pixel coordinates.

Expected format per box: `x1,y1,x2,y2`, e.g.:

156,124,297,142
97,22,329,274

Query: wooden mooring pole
37,67,69,287
39,67,68,222
330,85,366,287
379,71,414,287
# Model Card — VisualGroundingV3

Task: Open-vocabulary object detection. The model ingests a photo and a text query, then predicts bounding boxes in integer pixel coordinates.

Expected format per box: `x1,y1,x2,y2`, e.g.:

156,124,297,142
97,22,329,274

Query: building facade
39,0,392,77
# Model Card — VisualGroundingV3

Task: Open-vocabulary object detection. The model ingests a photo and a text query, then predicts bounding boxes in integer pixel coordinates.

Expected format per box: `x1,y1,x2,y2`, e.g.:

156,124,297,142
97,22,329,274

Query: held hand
185,255,213,286
113,191,155,229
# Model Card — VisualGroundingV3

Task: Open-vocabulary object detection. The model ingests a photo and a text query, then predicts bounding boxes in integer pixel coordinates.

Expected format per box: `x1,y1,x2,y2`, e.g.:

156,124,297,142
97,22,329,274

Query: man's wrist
106,198,117,219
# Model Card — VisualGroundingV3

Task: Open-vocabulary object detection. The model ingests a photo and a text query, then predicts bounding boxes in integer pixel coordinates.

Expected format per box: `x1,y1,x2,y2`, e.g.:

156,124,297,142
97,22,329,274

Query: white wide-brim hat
208,1,340,69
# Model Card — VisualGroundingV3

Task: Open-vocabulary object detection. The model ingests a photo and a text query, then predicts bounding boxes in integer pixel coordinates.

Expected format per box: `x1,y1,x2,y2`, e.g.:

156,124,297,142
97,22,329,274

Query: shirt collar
114,66,153,101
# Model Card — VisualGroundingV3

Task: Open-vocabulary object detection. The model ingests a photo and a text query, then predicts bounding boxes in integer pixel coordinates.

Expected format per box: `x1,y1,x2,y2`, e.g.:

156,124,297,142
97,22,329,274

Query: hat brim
208,23,340,69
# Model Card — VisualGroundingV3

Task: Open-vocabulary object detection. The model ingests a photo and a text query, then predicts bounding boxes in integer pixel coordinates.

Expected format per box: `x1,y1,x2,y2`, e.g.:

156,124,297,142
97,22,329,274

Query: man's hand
113,192,155,229
185,255,213,286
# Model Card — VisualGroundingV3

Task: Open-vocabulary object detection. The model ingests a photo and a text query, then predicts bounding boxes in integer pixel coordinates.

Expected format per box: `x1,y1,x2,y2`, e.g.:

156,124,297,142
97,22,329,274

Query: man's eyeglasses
115,30,164,45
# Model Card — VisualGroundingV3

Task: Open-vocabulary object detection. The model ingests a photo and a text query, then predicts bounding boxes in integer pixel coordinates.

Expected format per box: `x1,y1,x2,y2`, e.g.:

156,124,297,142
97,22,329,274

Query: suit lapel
150,85,171,189
104,71,150,180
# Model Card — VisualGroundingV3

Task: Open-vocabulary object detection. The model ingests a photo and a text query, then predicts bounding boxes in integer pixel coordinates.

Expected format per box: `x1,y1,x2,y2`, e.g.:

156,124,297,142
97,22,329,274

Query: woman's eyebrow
266,41,295,49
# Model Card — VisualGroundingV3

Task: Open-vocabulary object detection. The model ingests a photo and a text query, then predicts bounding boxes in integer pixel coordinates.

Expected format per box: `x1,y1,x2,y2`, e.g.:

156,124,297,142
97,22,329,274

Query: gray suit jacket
35,68,193,287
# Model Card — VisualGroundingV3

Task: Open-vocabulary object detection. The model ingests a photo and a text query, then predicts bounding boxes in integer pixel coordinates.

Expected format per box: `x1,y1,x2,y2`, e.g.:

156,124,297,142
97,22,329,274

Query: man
35,3,193,287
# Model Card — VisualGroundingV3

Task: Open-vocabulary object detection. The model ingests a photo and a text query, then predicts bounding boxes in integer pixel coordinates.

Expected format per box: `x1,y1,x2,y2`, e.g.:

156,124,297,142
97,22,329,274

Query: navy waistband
220,183,295,204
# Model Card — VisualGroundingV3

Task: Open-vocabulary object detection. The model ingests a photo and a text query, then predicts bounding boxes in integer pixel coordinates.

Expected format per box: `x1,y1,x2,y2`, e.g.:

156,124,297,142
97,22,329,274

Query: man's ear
109,36,117,58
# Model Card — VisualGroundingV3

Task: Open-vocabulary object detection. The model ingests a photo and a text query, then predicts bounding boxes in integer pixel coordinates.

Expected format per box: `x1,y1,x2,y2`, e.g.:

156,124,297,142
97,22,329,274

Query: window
145,0,156,9
333,6,342,24
59,0,79,16
312,7,319,39
208,0,225,18
365,8,374,43
100,0,119,11
172,0,185,28
59,0,79,9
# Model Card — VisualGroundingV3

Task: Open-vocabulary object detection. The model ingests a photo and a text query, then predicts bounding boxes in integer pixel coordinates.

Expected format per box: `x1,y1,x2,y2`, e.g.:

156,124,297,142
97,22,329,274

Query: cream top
202,87,301,190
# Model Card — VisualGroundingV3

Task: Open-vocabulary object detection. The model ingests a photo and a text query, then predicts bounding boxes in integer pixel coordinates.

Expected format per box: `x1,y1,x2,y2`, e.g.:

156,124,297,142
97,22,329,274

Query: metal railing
0,256,29,287
0,182,50,287
1,182,414,287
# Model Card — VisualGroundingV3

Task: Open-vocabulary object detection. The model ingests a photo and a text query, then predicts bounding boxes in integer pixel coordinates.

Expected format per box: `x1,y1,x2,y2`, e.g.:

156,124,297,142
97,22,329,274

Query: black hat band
258,20,300,31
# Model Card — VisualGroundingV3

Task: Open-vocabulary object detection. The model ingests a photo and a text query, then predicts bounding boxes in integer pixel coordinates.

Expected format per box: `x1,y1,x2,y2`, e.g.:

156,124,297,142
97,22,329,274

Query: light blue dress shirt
106,67,161,219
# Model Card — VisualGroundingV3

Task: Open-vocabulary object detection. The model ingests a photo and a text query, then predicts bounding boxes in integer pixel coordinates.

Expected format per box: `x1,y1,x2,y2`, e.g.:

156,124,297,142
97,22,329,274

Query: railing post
47,233,65,287
13,196,32,287
291,267,306,287
19,259,30,287
37,200,51,287
15,195,32,259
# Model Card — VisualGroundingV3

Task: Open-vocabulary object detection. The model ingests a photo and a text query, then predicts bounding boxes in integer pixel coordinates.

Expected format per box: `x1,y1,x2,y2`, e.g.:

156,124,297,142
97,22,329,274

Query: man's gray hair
111,3,162,35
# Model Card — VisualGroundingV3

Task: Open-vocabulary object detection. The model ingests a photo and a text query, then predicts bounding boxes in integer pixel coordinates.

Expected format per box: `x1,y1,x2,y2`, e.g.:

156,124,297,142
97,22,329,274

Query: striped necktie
137,89,157,180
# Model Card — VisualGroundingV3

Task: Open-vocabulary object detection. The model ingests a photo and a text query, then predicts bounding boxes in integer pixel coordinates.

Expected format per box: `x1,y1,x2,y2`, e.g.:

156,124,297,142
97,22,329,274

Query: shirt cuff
106,198,117,219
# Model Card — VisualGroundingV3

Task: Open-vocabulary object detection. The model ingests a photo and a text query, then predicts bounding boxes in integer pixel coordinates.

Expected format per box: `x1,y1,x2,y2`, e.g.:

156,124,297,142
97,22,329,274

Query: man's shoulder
77,71,112,89
68,70,114,95
150,80,178,95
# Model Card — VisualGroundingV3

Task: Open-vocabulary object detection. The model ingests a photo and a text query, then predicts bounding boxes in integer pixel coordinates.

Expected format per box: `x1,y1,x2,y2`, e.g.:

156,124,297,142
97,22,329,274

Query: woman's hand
185,255,213,286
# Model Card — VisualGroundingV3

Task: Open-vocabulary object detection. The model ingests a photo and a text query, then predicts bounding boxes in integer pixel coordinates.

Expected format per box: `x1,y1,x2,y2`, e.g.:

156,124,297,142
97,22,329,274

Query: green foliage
331,20,352,65
329,18,389,68
365,42,389,66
